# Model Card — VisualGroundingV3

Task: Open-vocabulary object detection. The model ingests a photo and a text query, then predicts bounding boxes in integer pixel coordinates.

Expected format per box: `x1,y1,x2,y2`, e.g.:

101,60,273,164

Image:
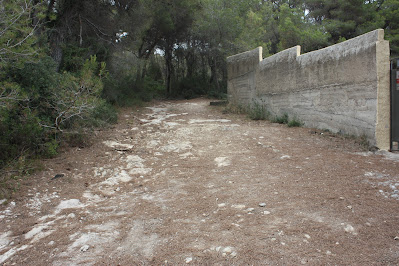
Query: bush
272,113,289,124
248,102,269,120
175,74,209,99
1,55,116,170
287,117,303,127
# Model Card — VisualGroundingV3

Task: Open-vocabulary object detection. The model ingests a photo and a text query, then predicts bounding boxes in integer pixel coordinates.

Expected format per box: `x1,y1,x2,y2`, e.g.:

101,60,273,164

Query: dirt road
1,98,399,265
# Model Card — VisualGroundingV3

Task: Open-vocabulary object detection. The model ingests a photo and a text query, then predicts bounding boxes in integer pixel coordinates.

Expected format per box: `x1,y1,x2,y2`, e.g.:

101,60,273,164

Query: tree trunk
209,55,219,91
49,31,63,71
165,45,173,96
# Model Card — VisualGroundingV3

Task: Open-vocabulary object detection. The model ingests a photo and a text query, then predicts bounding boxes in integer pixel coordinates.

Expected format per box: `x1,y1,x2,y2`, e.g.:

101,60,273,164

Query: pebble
394,236,399,240
80,245,90,252
246,208,255,212
218,203,226,208
185,257,193,263
344,224,356,234
304,234,311,239
263,211,271,215
259,203,267,207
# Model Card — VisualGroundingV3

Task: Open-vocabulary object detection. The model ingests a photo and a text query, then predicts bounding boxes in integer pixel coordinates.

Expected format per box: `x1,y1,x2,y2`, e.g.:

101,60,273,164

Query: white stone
80,245,90,252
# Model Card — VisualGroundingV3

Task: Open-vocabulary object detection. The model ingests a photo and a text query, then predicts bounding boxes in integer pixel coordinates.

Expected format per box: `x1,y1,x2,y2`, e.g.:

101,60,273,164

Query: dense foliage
0,0,398,196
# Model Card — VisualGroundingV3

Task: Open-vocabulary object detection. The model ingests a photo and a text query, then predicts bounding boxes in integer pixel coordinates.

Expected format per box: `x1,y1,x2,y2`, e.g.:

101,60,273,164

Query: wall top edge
228,29,385,67
259,46,300,67
227,47,262,63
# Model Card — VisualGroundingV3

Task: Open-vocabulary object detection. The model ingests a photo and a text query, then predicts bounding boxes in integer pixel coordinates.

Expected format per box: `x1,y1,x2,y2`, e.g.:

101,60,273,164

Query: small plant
272,113,289,124
43,139,59,158
287,117,303,127
356,134,371,151
248,102,269,120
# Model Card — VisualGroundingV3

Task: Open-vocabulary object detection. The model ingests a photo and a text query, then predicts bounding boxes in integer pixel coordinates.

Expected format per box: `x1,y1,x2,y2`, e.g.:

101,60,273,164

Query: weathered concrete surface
227,29,390,150
227,47,262,107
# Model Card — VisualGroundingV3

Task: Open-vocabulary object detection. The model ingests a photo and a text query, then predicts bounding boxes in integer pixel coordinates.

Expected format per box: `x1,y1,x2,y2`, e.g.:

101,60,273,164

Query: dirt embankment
1,98,399,265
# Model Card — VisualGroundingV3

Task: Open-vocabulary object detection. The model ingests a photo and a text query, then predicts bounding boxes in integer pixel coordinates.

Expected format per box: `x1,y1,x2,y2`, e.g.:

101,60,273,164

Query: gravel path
1,98,399,265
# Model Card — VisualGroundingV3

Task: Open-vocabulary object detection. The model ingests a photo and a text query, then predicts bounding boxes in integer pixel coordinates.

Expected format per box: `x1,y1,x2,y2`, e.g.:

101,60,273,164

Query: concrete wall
227,29,390,150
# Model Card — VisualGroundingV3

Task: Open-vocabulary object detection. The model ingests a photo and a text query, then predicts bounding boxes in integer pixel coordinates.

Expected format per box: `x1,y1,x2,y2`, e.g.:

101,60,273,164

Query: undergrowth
272,113,289,124
248,101,269,120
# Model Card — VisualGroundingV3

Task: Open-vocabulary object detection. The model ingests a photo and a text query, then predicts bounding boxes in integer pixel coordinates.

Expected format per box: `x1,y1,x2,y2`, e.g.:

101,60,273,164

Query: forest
0,0,398,196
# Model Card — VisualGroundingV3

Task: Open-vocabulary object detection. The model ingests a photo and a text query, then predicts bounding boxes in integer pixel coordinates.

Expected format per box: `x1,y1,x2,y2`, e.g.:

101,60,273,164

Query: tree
379,0,399,56
44,0,117,69
0,0,43,67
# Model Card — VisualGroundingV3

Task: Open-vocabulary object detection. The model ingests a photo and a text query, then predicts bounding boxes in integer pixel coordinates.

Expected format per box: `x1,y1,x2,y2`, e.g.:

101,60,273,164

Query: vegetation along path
1,98,399,265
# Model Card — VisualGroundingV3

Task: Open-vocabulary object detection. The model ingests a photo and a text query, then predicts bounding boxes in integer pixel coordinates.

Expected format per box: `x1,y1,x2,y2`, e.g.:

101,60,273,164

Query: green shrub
103,73,165,106
287,117,303,127
175,74,212,99
81,100,118,128
43,140,59,158
248,102,269,120
272,113,289,124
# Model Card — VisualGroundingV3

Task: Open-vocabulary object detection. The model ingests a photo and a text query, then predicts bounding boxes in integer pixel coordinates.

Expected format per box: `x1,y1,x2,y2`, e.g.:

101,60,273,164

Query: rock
51,174,64,180
80,245,90,252
344,224,355,233
263,211,271,215
67,213,76,219
223,247,232,253
246,208,255,212
185,257,193,263
394,236,399,240
259,203,267,207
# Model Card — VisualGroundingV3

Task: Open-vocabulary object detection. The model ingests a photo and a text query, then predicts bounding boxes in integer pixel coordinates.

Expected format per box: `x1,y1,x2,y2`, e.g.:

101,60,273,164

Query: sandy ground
1,98,399,265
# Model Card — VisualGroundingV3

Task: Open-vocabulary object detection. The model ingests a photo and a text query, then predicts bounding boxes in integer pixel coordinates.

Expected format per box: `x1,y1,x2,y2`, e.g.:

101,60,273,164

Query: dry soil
1,98,399,265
